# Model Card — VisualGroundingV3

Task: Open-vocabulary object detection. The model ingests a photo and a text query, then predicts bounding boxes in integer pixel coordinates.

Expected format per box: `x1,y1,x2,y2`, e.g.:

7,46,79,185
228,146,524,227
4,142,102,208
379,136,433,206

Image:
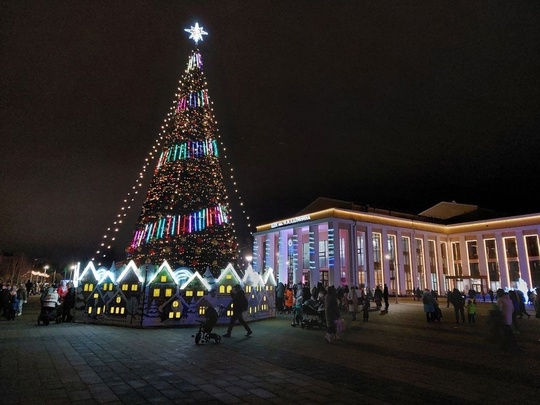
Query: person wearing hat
223,284,252,337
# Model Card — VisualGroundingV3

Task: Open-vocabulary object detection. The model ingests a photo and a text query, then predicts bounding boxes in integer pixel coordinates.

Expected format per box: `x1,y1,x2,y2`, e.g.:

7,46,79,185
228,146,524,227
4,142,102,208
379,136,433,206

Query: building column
309,224,320,288
477,235,488,293
365,225,374,290
330,221,342,287
292,228,302,285
515,230,532,288
396,230,403,296
495,233,509,288
278,230,288,285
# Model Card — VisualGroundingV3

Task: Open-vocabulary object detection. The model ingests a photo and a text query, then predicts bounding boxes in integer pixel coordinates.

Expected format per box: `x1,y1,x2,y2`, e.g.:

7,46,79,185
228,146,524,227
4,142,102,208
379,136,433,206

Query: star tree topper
184,22,208,44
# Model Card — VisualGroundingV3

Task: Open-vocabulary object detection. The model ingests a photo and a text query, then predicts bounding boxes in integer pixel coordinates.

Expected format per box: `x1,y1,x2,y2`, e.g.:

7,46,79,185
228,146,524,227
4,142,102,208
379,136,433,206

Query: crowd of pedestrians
280,279,539,355
0,279,76,322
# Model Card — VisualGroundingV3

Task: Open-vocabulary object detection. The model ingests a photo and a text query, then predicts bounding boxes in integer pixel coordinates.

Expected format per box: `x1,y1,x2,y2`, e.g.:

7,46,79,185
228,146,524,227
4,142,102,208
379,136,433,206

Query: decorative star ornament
184,22,208,44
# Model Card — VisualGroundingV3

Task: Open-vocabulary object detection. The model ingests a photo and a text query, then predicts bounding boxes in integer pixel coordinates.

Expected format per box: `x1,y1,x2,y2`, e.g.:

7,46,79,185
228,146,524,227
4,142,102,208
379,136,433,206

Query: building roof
418,201,478,220
296,197,504,224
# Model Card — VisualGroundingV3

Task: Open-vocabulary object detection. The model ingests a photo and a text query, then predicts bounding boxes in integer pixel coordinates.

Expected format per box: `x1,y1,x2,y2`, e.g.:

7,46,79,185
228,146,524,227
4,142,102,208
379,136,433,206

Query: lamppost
44,265,49,284
245,255,253,271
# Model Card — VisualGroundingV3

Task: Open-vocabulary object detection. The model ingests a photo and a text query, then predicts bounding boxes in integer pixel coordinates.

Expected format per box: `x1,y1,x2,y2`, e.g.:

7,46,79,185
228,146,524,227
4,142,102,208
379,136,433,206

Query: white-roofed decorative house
71,260,276,328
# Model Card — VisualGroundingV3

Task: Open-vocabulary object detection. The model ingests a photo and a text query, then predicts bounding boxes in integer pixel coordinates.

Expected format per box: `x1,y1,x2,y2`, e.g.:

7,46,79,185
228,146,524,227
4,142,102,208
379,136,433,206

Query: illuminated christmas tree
126,23,238,275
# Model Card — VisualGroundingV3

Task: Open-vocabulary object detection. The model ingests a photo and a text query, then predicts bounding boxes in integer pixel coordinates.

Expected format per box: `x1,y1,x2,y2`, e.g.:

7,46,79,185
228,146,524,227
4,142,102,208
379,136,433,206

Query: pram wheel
214,335,221,344
195,332,202,345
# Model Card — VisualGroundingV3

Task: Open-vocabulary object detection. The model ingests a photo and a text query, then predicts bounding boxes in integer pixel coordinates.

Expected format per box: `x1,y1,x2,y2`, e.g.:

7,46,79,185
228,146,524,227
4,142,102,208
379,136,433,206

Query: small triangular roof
418,201,478,220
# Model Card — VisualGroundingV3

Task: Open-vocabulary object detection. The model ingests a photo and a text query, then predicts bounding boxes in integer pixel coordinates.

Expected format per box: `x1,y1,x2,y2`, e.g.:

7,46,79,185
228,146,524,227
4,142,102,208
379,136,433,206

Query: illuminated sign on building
271,215,311,229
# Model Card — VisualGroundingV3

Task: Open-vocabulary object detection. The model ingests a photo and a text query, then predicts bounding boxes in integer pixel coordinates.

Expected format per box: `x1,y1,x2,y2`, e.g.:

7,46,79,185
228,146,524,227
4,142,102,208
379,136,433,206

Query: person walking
25,280,33,297
7,286,19,320
291,288,303,327
516,290,531,319
422,289,435,323
347,286,359,321
324,286,340,343
450,288,465,324
276,282,285,314
284,286,294,314
16,283,27,316
62,282,76,322
362,296,370,322
374,285,383,310
383,284,389,311
497,289,517,352
466,299,476,324
223,284,252,338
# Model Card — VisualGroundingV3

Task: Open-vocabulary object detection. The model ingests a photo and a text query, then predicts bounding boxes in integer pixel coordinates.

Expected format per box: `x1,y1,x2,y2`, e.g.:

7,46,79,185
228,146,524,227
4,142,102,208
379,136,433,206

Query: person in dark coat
450,288,465,324
324,286,340,343
62,282,76,322
223,284,252,337
383,284,389,311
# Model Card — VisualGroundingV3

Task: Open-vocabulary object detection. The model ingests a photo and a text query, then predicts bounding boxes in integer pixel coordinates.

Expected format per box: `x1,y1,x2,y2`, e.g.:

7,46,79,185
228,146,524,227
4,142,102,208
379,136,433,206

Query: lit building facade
252,198,540,295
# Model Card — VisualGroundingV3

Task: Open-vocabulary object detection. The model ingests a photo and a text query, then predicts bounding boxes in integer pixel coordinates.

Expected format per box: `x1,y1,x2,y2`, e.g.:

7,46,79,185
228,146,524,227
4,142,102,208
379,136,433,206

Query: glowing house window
84,283,94,292
160,275,167,282
226,274,232,279
131,284,138,291
88,307,93,314
199,307,205,315
93,293,98,299
227,285,232,293
122,284,128,291
197,290,204,296
219,285,225,293
186,290,193,296
153,289,160,297
165,288,173,297
245,286,251,293
103,283,113,291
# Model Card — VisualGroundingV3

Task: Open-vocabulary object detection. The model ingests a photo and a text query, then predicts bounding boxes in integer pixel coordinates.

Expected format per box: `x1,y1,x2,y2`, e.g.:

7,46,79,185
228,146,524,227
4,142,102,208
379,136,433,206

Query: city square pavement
1,295,538,405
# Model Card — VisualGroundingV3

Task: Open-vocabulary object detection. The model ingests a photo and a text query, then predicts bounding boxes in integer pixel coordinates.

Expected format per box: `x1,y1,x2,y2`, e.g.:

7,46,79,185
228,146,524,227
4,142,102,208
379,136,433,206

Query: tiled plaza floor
1,295,538,404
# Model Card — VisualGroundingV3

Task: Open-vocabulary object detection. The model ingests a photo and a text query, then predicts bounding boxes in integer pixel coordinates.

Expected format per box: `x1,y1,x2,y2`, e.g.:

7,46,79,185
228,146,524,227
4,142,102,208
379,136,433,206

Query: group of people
0,282,28,320
40,281,76,322
0,279,77,323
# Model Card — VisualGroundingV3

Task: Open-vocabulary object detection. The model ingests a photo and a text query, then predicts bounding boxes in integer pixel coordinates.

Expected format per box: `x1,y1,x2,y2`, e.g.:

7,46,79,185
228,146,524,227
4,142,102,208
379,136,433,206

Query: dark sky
1,1,539,267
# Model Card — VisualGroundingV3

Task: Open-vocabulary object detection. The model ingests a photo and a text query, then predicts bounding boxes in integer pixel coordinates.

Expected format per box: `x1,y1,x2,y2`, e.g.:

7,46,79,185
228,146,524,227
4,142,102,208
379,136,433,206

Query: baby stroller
193,306,222,345
37,303,63,326
300,302,326,329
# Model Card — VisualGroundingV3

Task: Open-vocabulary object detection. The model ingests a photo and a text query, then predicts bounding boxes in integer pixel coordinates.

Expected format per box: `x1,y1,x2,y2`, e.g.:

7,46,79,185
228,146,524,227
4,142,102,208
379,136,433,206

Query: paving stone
2,296,539,404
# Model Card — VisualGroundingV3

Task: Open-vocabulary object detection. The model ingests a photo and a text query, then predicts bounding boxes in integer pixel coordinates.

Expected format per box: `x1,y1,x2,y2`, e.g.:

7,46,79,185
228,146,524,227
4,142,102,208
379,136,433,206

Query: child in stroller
193,306,222,344
38,285,62,326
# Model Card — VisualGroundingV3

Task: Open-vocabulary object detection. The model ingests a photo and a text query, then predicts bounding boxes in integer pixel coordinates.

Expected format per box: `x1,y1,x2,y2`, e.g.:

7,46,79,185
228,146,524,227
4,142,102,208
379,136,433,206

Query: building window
526,235,539,257
372,233,381,270
440,242,448,275
319,240,328,268
485,239,497,259
470,262,480,278
303,242,310,269
356,233,365,267
428,240,437,274
416,238,425,289
505,238,518,258
402,237,411,291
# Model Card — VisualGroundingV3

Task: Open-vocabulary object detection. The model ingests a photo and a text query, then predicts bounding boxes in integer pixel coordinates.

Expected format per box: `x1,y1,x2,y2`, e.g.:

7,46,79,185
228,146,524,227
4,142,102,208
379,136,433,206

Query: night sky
1,2,539,267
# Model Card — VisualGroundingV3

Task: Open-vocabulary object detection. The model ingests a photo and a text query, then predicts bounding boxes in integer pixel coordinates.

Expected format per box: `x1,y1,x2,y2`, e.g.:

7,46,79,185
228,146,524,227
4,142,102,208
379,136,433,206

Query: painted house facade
252,198,540,295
